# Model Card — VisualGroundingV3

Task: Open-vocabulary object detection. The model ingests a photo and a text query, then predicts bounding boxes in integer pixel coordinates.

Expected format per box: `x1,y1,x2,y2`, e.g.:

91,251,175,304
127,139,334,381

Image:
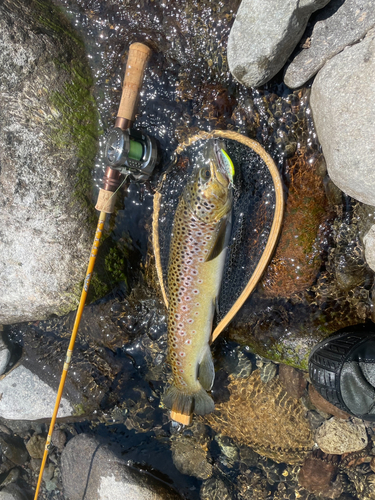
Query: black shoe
309,325,375,421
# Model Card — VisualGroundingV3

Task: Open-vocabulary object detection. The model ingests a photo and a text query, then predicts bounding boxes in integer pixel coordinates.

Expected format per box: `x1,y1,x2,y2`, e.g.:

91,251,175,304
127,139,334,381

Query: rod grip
117,42,152,122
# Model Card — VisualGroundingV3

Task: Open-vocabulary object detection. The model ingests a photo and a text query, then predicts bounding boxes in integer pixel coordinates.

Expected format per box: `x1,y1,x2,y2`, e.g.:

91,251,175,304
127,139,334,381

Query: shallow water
4,0,375,498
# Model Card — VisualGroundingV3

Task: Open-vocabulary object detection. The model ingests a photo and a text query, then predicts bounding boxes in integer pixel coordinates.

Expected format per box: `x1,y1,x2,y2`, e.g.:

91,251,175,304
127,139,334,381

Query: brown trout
164,139,234,416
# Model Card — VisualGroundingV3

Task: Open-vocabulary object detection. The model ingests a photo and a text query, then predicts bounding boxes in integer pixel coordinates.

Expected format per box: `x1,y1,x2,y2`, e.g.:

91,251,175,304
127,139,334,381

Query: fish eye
200,168,211,180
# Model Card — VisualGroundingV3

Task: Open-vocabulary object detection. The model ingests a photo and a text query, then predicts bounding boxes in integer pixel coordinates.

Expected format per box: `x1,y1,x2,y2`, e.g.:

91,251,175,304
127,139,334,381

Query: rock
259,361,278,383
200,477,232,500
61,434,181,500
0,337,10,376
1,468,20,488
25,434,45,459
0,0,98,324
364,224,375,272
285,0,375,88
308,384,350,420
315,417,368,454
0,484,33,500
228,0,331,87
307,410,327,430
298,451,341,498
0,435,28,465
171,435,213,480
51,429,66,451
310,30,375,206
214,435,239,462
279,364,307,399
0,365,72,420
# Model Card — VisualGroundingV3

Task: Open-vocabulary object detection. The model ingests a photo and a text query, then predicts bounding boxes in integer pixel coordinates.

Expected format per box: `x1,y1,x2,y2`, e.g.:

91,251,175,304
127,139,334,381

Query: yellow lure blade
221,148,235,181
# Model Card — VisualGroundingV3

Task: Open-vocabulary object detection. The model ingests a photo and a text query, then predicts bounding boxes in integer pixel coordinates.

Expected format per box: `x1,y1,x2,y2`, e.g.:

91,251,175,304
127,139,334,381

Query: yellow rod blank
34,211,107,500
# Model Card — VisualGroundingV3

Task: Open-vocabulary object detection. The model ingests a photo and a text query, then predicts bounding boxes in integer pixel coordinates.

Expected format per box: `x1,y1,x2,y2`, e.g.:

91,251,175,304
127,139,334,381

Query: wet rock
0,0,97,324
29,458,42,473
42,463,55,482
228,0,331,87
0,365,73,420
298,451,341,498
307,410,327,430
308,384,350,420
315,417,368,454
214,435,239,462
259,361,278,383
364,224,375,272
285,0,375,88
200,477,231,500
171,435,212,480
1,468,20,488
25,434,45,459
310,29,375,206
0,435,28,466
232,350,253,379
0,337,10,376
238,445,259,467
51,429,66,451
0,484,33,500
61,434,181,500
279,364,307,399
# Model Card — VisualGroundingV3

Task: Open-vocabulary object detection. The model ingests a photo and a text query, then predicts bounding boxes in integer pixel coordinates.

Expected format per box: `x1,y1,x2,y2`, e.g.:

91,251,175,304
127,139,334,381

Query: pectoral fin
198,347,215,391
205,218,229,262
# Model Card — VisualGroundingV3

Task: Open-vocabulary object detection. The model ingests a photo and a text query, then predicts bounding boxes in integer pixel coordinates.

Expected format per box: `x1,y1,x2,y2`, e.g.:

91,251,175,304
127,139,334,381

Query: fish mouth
212,140,235,186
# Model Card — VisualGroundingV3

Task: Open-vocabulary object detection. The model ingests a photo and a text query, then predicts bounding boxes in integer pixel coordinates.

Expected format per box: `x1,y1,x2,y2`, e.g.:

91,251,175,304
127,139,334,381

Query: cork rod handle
117,42,152,123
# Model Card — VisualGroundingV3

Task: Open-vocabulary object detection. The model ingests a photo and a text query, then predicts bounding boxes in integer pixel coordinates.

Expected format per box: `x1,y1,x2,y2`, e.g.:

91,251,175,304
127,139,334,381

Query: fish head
184,139,234,222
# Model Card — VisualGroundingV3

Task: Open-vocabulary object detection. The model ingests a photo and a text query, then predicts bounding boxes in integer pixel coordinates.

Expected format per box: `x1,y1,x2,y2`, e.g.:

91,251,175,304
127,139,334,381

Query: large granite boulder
0,0,98,324
310,29,375,206
61,434,181,500
285,0,375,88
228,0,331,87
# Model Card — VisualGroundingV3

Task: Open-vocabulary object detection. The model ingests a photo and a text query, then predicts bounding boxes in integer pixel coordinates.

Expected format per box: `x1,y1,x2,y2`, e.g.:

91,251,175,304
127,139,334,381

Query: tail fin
163,384,215,416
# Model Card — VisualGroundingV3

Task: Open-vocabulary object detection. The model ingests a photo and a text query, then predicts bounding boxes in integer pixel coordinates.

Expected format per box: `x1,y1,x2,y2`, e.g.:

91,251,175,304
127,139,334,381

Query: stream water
3,0,375,498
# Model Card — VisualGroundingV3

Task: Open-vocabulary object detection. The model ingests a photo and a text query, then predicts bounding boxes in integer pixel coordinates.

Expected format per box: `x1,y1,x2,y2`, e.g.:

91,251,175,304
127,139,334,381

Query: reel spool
104,127,158,182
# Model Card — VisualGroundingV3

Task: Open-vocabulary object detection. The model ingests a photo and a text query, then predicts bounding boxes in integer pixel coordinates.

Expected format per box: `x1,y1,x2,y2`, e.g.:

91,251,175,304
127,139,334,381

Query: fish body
164,140,234,416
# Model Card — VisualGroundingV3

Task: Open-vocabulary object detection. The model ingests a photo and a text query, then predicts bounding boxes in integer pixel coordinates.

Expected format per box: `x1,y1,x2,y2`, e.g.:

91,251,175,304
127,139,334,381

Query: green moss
28,0,99,224
72,403,86,417
49,61,98,223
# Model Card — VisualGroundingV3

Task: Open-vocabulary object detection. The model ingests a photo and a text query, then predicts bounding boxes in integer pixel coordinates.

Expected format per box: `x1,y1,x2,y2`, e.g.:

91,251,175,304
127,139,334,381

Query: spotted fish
163,139,234,416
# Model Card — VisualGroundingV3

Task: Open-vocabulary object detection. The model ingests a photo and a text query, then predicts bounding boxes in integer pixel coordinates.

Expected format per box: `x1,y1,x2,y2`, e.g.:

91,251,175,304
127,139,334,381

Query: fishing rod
34,42,157,499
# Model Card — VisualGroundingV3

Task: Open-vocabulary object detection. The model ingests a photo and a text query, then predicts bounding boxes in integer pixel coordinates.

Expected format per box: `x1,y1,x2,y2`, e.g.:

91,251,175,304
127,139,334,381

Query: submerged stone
61,434,181,500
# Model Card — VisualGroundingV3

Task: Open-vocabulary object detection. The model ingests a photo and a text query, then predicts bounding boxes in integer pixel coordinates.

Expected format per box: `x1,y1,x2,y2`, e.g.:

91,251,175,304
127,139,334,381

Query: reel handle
116,42,152,128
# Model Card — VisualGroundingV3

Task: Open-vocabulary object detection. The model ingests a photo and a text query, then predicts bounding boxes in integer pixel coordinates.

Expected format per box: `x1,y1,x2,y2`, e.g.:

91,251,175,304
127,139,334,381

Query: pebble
0,435,28,466
214,435,239,462
51,429,66,451
259,362,278,383
298,452,341,497
171,436,212,480
42,463,55,482
25,434,45,459
200,477,231,500
307,410,327,431
315,417,368,454
279,365,307,399
0,468,20,488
